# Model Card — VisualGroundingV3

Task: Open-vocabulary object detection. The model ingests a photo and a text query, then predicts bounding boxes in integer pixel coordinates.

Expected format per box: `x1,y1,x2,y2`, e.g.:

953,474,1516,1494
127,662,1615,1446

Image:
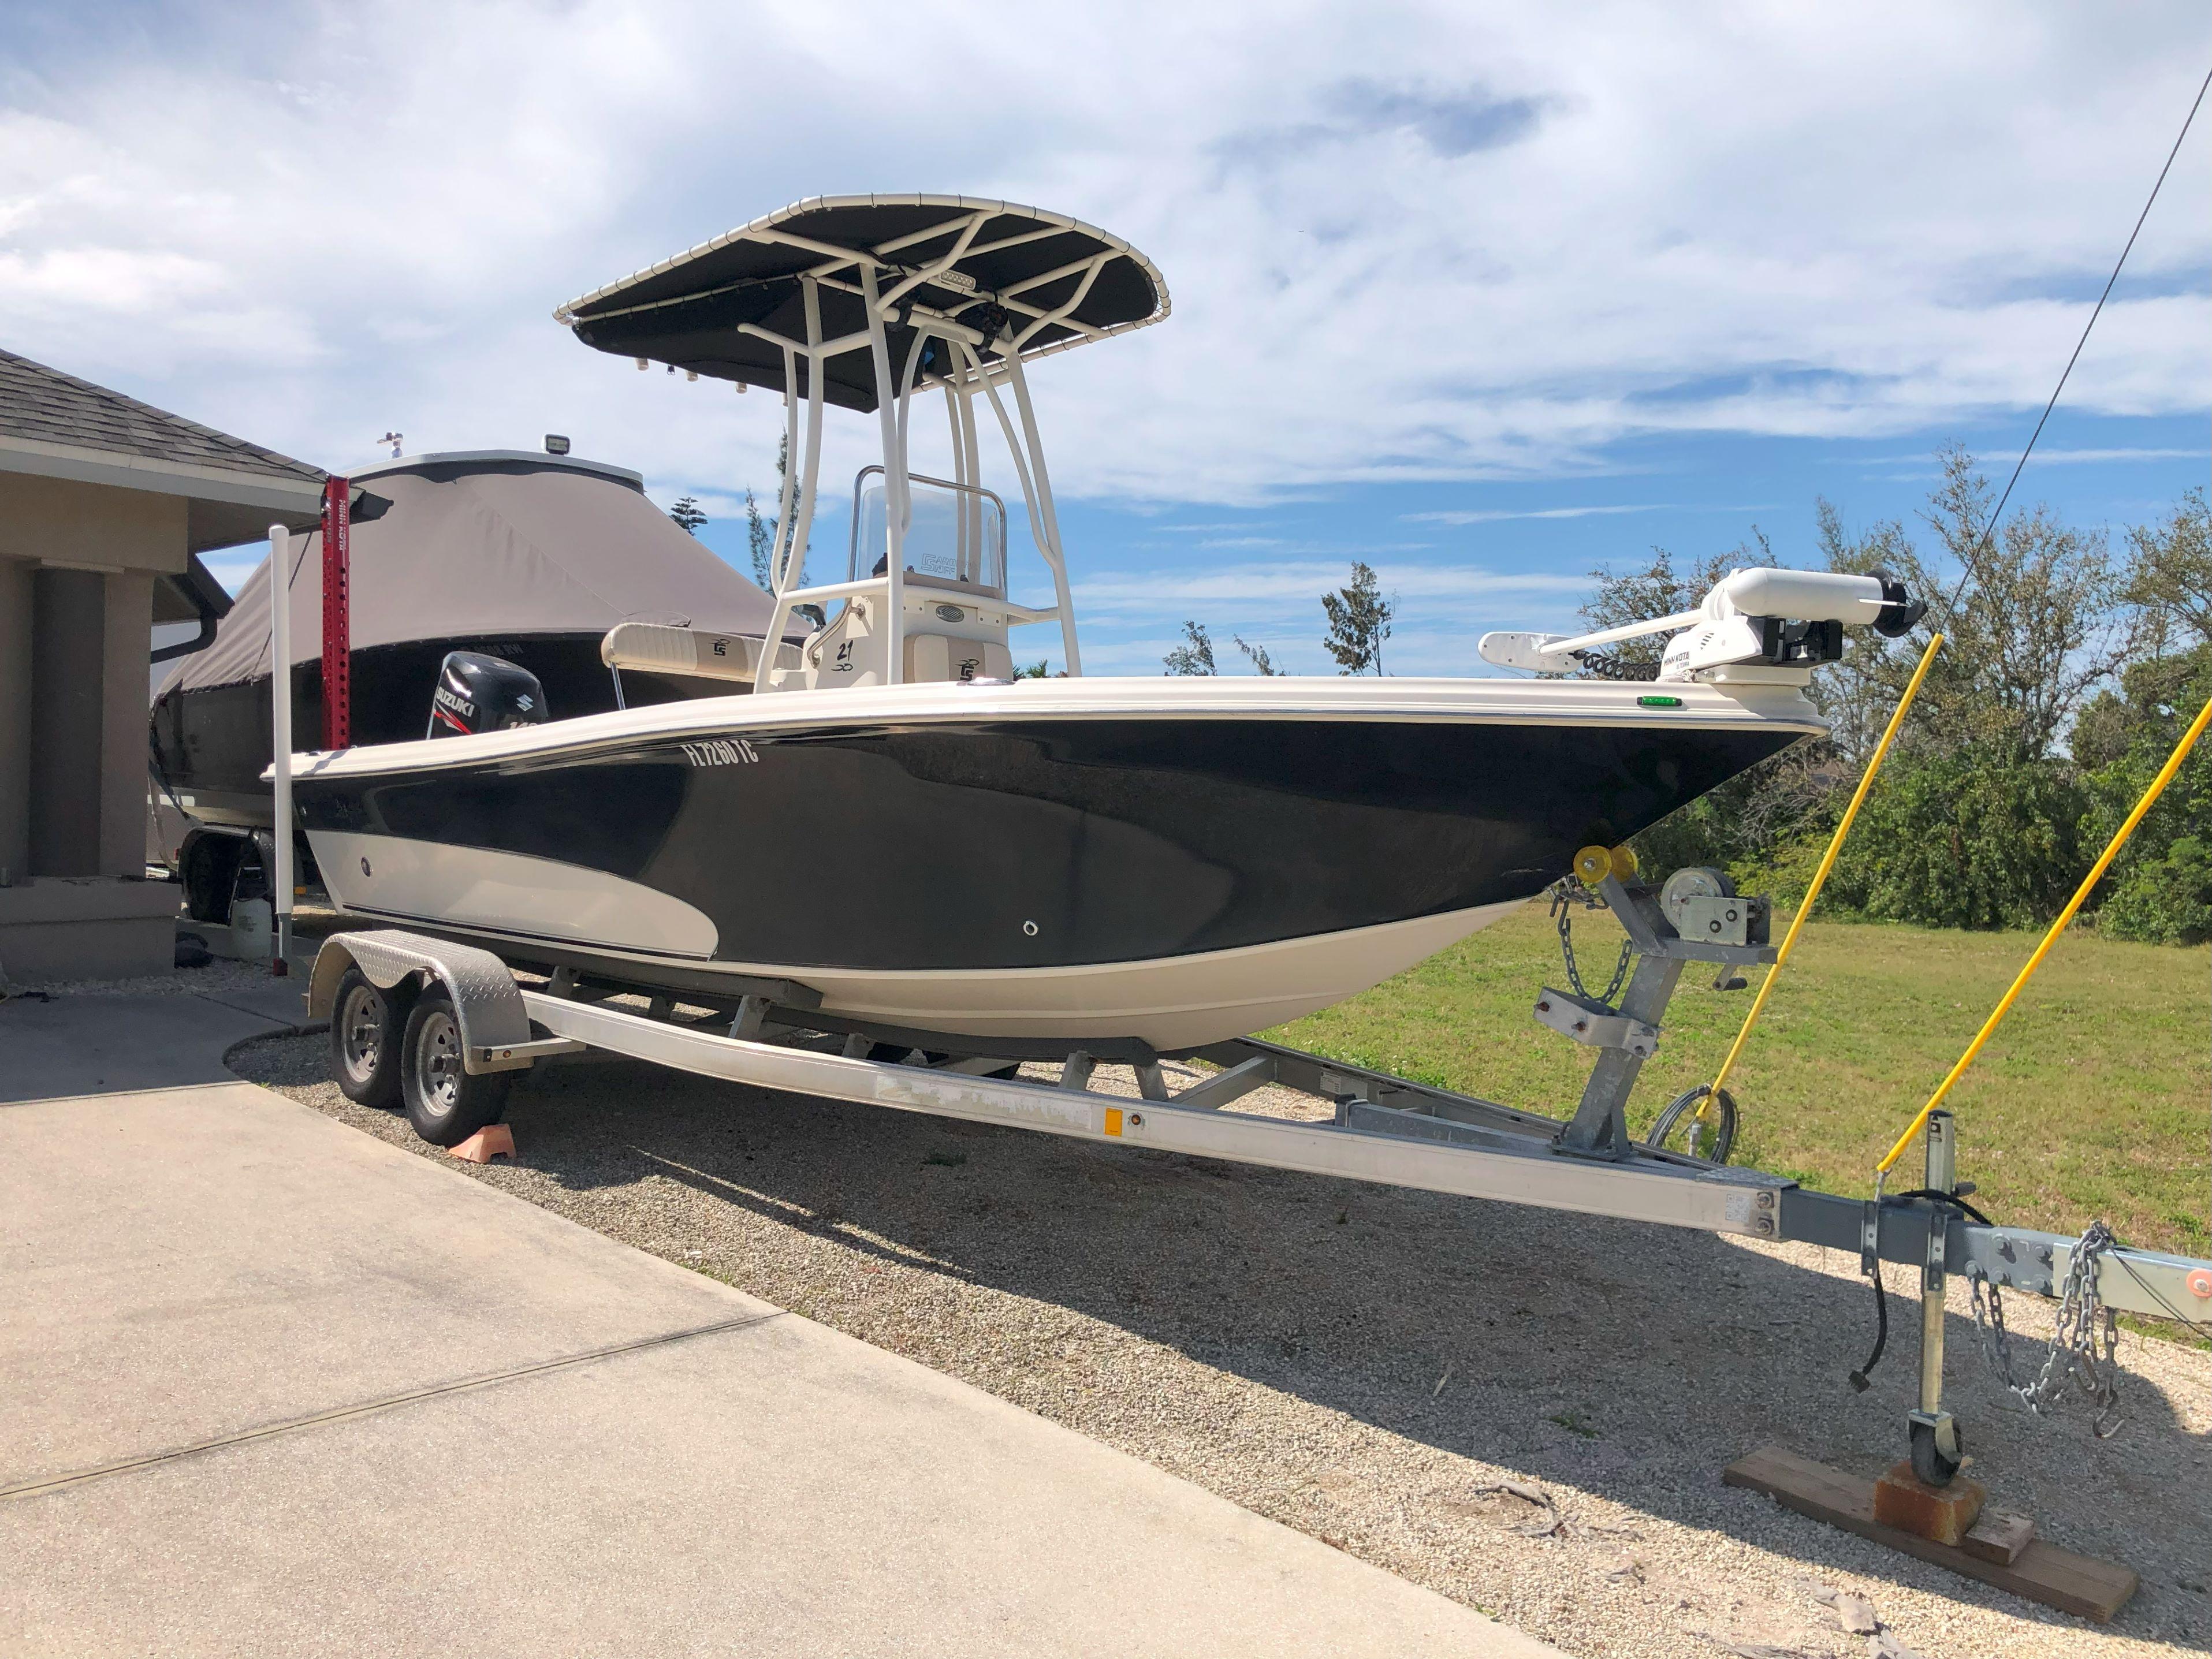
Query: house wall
0,471,188,573
0,475,191,979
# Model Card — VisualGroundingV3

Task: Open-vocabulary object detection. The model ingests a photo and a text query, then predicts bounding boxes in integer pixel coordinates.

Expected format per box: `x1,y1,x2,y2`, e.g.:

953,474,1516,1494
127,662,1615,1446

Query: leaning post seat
600,622,799,685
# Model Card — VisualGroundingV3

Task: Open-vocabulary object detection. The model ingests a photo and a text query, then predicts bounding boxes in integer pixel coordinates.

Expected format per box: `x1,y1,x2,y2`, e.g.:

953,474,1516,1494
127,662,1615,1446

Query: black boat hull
294,699,1805,1047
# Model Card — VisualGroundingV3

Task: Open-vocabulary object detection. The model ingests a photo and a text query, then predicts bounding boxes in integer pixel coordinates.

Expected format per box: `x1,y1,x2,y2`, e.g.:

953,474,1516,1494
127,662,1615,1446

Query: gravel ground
229,1030,2212,1659
5,952,274,1000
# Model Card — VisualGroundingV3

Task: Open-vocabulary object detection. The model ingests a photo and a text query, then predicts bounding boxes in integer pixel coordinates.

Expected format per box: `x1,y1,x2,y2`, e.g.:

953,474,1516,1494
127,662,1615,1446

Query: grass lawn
1271,902,2212,1259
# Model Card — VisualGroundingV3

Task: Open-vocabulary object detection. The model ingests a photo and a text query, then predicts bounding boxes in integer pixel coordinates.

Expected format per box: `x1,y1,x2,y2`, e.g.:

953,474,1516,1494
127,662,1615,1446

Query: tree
1016,658,1052,680
749,433,810,592
1583,454,2198,937
1163,620,1216,676
1234,635,1281,676
669,495,707,535
1321,562,1393,674
1574,545,1737,681
2071,644,2212,942
2123,486,2212,648
1818,446,2122,766
744,490,772,588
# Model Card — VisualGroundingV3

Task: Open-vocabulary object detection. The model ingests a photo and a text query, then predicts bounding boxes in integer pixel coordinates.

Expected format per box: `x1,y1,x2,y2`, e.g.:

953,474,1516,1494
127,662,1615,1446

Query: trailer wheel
330,967,406,1108
400,989,512,1146
181,832,244,923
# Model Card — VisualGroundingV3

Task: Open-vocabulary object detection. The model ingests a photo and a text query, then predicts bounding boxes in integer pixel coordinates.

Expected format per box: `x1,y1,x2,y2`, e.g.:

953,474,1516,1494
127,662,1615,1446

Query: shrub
1819,750,2090,930
2098,834,2212,945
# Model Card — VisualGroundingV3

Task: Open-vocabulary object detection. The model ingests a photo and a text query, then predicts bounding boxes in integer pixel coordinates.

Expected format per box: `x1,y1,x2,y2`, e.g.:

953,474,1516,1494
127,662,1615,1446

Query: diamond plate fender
308,929,536,1065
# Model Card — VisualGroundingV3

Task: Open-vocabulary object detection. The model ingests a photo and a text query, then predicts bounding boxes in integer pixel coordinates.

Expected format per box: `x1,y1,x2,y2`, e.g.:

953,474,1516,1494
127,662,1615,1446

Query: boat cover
556,195,1168,413
162,453,787,695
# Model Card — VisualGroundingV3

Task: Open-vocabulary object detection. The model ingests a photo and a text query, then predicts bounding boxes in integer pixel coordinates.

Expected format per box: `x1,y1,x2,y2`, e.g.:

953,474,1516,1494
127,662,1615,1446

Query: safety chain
1965,1220,2124,1438
1548,877,1633,1008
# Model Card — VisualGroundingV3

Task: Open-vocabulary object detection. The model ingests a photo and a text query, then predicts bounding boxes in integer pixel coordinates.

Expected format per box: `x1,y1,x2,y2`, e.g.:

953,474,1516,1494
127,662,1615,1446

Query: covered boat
151,446,791,912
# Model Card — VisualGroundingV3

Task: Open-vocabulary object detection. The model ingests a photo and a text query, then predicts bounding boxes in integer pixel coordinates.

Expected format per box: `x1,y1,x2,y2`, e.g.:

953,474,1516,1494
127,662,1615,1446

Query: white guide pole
266,523,294,974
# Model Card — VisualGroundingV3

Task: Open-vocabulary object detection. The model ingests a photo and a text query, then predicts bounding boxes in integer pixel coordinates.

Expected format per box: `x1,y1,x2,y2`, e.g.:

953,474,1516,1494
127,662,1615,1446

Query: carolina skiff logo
681,737,759,767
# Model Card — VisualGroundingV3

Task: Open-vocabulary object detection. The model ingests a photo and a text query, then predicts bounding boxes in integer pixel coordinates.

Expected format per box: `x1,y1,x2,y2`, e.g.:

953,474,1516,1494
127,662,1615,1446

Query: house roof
0,345,327,551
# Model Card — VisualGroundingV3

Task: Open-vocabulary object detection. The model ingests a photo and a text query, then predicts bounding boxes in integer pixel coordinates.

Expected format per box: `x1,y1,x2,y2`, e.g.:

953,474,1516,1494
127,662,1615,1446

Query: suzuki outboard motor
427,651,549,739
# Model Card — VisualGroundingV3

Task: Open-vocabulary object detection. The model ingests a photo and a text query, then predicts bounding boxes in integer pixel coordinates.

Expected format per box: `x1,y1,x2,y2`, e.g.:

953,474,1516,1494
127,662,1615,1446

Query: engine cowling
427,651,549,739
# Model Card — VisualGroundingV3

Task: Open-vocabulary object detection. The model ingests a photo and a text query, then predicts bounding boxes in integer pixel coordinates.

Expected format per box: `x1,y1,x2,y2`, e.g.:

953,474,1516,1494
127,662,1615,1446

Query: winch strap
1876,689,2212,1175
1704,632,1944,1108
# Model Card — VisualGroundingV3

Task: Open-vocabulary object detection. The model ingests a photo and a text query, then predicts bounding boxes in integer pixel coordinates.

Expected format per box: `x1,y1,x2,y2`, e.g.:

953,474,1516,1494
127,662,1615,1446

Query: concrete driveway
0,983,1556,1657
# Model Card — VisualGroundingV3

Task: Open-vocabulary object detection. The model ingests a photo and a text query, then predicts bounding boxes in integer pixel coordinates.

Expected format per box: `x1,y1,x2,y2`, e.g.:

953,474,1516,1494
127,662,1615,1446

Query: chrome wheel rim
414,1010,462,1116
339,984,385,1083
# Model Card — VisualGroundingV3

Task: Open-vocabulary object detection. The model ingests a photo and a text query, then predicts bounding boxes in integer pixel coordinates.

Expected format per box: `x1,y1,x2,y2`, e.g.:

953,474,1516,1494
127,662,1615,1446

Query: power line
1938,61,2212,625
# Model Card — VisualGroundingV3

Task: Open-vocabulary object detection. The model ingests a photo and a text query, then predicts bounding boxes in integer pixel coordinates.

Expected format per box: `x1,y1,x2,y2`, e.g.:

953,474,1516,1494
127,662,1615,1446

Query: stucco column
27,568,105,877
100,569,154,875
0,556,31,882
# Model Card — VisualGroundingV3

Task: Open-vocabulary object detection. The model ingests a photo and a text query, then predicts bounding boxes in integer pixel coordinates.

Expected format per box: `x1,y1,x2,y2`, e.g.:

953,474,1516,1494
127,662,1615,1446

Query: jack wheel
400,989,512,1147
1911,1417,1963,1487
1649,1085,1738,1164
330,967,406,1108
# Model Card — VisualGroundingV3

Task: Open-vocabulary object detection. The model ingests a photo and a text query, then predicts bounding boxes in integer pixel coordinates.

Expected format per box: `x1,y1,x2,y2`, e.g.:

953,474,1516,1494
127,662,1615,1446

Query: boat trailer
307,864,2212,1570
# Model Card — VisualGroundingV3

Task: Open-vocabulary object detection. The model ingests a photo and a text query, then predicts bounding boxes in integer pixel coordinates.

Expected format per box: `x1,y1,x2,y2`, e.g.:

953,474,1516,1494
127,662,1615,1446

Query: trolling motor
427,651,550,740
1478,566,1924,680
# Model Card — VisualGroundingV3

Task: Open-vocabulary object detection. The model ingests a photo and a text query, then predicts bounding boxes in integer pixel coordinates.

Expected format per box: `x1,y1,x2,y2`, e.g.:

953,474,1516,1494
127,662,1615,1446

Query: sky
6,2,2210,676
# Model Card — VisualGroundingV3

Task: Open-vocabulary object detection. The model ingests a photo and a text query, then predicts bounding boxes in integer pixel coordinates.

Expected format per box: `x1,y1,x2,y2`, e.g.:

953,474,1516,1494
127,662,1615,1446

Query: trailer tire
400,989,512,1146
181,832,245,923
330,967,407,1108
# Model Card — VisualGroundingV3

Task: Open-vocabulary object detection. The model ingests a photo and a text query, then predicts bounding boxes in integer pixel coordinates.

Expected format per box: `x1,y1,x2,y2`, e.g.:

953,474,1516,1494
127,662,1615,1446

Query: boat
151,445,791,916
285,194,1919,1054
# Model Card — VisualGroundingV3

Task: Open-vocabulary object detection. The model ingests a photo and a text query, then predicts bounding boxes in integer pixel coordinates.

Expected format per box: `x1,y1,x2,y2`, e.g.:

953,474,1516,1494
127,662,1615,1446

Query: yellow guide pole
1876,689,2212,1175
1703,632,1945,1110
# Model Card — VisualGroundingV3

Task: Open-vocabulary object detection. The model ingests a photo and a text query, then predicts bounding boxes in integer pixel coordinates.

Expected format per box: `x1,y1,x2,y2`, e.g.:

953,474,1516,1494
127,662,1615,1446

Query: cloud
1399,501,1771,525
1330,79,1554,157
1843,445,2204,467
1998,446,2204,466
1220,77,1555,169
1075,558,1588,613
0,0,2203,518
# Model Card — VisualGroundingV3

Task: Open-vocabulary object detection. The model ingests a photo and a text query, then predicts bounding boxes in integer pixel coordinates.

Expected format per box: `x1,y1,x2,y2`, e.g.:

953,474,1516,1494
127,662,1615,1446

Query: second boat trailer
306,859,2212,1494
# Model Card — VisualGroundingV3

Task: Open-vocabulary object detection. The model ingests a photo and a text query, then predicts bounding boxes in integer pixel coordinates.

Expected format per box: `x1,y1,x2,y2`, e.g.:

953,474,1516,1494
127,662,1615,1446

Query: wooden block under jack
1724,1444,2137,1624
448,1125,515,1164
1961,1509,2036,1566
1873,1459,1986,1546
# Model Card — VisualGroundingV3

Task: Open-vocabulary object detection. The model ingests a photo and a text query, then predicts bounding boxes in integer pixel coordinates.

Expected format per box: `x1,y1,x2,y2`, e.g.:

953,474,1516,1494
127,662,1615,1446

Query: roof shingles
0,345,325,486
